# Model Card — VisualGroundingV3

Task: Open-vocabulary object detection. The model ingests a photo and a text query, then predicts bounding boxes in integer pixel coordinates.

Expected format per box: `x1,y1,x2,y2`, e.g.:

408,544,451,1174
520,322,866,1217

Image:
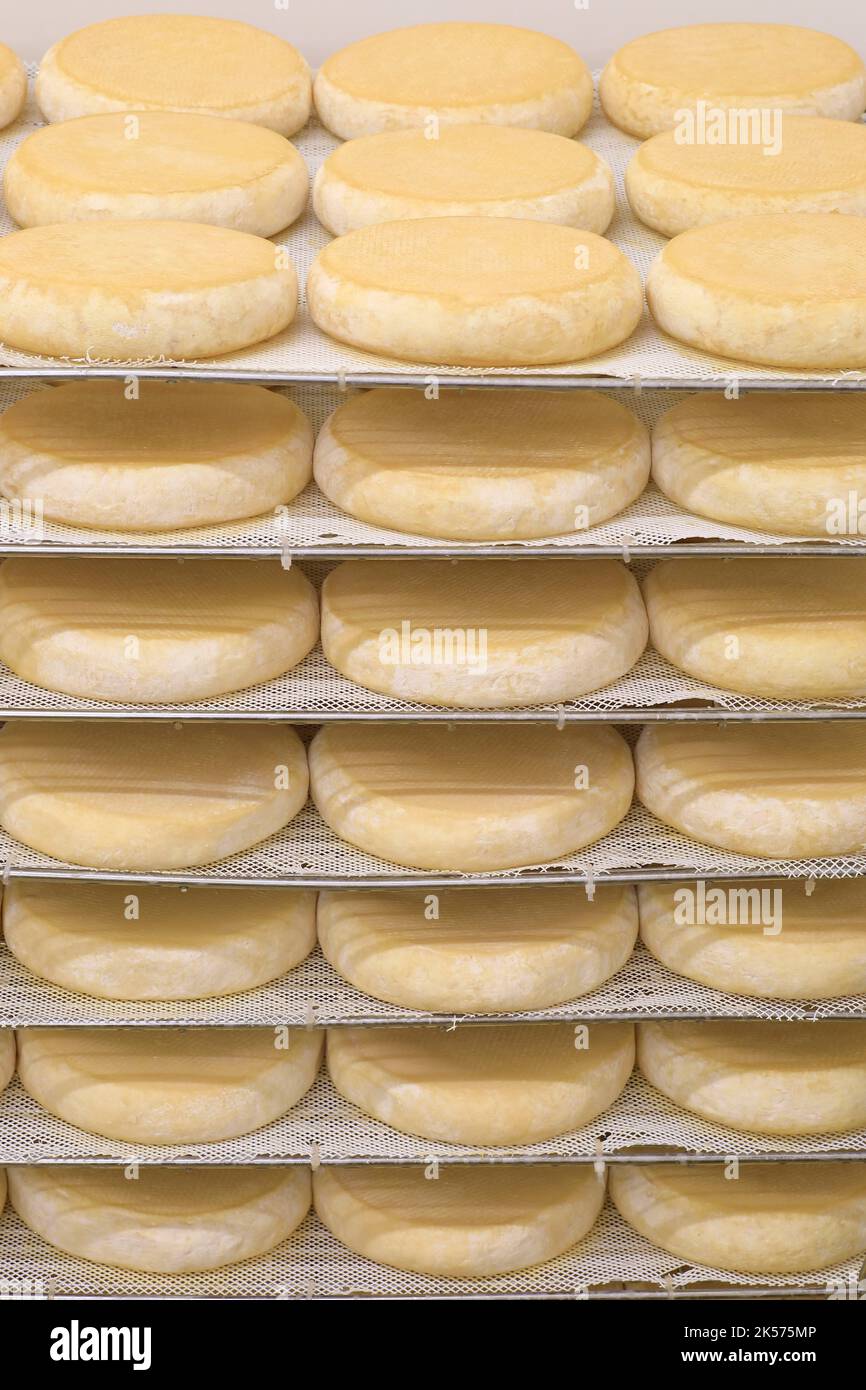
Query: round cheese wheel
0,556,319,703
307,218,642,367
313,125,614,237
627,116,866,238
314,388,649,541
8,1164,311,1273
635,722,866,858
317,884,638,1013
321,558,647,708
611,1161,866,1273
327,1021,634,1144
4,112,308,236
0,221,297,360
0,42,26,130
3,881,316,1001
0,721,308,870
0,380,313,533
639,1019,866,1135
601,24,866,139
652,392,866,537
638,878,866,1001
644,556,866,700
314,1163,605,1276
314,23,592,140
36,16,311,134
16,1026,323,1144
646,213,866,370
309,723,634,871
0,1029,14,1092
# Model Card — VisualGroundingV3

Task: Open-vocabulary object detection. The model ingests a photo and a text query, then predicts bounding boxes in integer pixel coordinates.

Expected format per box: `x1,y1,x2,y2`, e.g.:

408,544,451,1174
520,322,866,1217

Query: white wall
8,0,866,68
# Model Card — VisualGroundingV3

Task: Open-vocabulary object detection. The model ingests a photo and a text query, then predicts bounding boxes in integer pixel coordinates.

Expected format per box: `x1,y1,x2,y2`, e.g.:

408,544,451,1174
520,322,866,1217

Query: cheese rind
36,16,311,135
314,388,649,541
3,882,317,1001
314,1164,605,1276
314,23,592,140
16,1027,323,1143
8,1165,311,1272
321,557,647,707
327,1022,634,1144
309,722,634,871
307,218,642,367
0,42,26,130
317,884,638,1013
0,1029,14,1092
611,1161,866,1273
5,113,309,236
0,721,308,870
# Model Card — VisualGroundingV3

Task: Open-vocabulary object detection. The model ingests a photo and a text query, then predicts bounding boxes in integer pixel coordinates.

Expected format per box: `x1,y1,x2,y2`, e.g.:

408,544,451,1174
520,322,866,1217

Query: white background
7,0,866,69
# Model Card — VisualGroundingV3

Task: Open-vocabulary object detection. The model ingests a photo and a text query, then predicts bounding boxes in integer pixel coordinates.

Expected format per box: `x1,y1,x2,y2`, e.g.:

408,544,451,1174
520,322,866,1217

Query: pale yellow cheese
627,116,866,238
314,23,592,140
5,113,308,236
0,721,308,870
636,722,866,858
601,24,866,139
638,1019,866,1135
0,556,319,702
0,42,26,130
321,557,647,708
314,388,650,541
314,1163,605,1276
307,218,642,367
309,723,634,871
638,878,866,1001
0,380,313,532
644,557,866,699
646,213,866,370
652,392,866,537
37,16,311,134
317,884,638,1013
0,1029,14,1092
0,222,297,360
16,1026,323,1144
327,1022,634,1145
611,1161,866,1273
313,125,614,236
8,1165,311,1273
3,881,317,1001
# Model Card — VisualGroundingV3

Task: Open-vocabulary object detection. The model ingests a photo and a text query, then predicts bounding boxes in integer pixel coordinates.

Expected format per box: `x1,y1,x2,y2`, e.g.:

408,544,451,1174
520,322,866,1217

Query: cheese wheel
627,116,866,238
644,557,866,700
0,222,297,360
0,1029,14,1092
611,1161,866,1274
652,392,866,537
314,1163,605,1277
321,558,647,707
635,722,866,858
4,113,308,236
36,16,311,135
3,881,316,1001
327,1021,634,1144
646,214,866,370
314,388,650,541
16,1026,323,1144
601,24,866,139
0,721,308,871
0,42,25,130
638,1019,866,1135
314,23,592,140
638,878,866,1001
0,556,319,703
0,380,313,533
317,884,638,1013
307,218,642,367
8,1165,311,1273
313,125,614,237
309,723,634,871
